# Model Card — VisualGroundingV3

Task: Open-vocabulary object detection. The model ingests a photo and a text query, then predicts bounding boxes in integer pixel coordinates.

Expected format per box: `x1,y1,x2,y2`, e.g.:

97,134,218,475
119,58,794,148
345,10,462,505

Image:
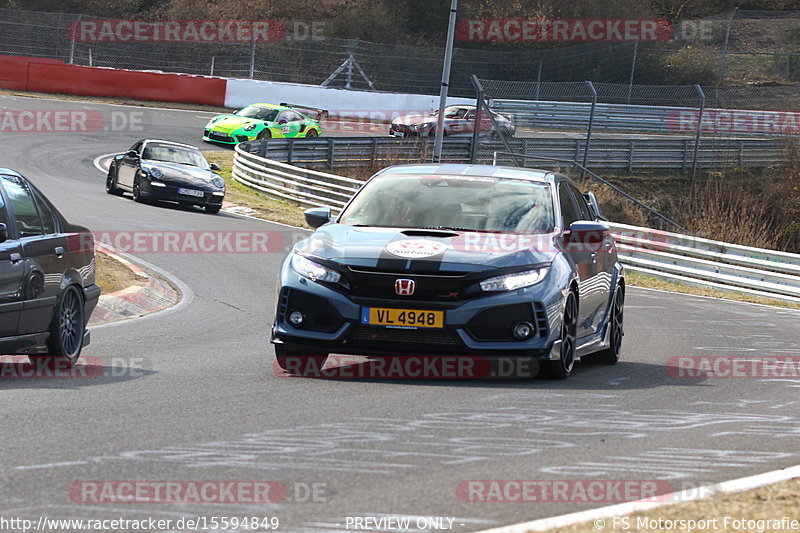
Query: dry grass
544,477,800,533
95,250,143,294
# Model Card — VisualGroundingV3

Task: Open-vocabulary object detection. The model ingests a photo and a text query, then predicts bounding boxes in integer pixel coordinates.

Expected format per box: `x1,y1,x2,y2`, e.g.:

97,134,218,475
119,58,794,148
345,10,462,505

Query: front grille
346,268,475,301
350,326,462,347
236,135,250,143
466,303,536,342
208,131,233,142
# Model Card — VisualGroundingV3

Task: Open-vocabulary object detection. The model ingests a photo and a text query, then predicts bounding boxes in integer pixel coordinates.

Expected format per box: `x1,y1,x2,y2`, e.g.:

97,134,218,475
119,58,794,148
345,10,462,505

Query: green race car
203,103,327,145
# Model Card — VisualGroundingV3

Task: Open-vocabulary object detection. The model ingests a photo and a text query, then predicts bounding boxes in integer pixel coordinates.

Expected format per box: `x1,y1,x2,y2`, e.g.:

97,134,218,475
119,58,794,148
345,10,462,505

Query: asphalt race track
2,94,800,532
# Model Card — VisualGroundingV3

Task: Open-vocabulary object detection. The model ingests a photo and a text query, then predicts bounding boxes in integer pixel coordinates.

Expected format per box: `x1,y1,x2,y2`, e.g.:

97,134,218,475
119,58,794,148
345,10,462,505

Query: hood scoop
401,229,460,238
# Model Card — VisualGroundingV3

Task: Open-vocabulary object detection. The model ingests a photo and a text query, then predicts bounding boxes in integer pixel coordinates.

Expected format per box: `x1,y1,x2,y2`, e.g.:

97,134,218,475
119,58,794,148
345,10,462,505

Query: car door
0,174,65,335
277,111,303,138
117,141,142,189
558,181,599,337
569,183,611,333
0,187,26,338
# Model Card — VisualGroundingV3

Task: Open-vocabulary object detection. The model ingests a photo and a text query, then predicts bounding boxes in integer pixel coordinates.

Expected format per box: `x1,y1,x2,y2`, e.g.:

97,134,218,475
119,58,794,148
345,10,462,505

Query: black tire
274,344,328,375
205,205,221,214
132,178,146,203
32,285,85,369
106,166,123,196
583,285,625,365
257,129,272,140
542,290,578,380
305,129,318,138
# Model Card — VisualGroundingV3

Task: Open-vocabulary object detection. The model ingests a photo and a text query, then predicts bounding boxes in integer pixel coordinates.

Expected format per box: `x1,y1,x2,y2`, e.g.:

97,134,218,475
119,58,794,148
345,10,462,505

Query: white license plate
178,188,204,197
392,131,404,137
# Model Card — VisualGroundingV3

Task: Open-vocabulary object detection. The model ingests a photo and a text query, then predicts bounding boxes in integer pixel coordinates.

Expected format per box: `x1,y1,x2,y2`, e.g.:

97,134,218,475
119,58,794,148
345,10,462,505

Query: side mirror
304,207,332,229
209,163,220,171
563,221,610,252
126,150,139,158
584,191,608,221
0,222,7,243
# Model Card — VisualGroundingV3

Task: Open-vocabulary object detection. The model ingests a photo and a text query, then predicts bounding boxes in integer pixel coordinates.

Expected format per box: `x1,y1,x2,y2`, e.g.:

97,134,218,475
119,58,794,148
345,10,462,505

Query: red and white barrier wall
0,55,226,107
0,54,473,114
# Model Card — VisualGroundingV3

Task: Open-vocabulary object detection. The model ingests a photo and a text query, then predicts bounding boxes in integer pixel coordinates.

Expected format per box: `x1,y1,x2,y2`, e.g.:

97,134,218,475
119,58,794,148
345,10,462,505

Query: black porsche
106,139,226,214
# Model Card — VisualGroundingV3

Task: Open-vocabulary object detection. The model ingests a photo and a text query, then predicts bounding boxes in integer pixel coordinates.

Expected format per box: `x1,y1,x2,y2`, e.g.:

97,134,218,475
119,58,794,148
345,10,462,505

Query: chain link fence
2,8,800,96
472,76,800,178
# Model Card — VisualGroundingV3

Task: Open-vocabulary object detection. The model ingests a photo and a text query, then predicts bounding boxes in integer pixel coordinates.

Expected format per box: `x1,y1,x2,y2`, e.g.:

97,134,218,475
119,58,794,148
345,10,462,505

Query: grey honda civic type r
271,164,625,379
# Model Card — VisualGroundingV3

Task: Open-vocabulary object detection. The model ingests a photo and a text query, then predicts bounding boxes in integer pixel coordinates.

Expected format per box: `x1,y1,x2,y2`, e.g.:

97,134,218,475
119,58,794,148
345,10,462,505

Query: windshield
141,143,208,168
339,174,554,233
236,105,279,121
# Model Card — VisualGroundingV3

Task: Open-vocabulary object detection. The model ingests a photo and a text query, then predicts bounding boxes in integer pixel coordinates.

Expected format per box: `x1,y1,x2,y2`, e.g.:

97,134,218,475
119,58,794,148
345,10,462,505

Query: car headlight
480,267,549,292
212,177,225,188
415,122,433,130
291,254,341,283
244,123,257,131
206,116,221,127
147,167,163,179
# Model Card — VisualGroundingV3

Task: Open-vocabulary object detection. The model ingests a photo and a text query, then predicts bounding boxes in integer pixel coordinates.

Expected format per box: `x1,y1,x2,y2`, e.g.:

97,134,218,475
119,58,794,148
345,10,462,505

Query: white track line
474,464,800,533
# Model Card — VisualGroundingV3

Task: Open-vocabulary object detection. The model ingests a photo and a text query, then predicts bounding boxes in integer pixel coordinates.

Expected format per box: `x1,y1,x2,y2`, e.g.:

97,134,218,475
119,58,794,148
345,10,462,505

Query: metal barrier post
470,75,484,164
691,84,705,181
582,81,597,178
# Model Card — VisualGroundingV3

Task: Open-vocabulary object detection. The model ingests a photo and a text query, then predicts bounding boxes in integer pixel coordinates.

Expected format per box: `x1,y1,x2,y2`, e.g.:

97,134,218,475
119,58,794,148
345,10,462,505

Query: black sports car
0,168,100,367
106,139,226,214
271,163,625,379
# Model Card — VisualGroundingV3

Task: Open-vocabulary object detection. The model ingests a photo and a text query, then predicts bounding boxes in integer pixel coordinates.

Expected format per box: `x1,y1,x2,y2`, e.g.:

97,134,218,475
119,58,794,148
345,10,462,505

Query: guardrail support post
582,81,597,178
691,84,705,181
327,139,335,169
259,141,267,158
287,139,294,165
470,76,484,164
628,140,635,171
372,138,378,167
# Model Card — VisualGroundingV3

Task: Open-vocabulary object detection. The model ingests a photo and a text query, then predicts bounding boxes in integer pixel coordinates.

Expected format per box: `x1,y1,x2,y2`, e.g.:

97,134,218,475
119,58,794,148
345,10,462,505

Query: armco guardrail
232,148,800,302
609,222,800,302
239,137,473,169
239,136,784,171
233,144,362,210
493,99,799,138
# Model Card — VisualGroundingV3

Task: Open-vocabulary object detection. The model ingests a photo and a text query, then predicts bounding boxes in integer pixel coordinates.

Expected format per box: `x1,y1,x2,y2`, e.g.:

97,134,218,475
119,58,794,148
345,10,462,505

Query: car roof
375,164,561,184
0,168,24,177
243,103,288,110
140,139,202,151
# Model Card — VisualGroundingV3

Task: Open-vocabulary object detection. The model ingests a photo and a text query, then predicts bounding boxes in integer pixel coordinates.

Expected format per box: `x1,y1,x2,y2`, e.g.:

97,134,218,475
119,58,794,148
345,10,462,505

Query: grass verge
545,477,800,533
203,150,311,228
95,249,144,294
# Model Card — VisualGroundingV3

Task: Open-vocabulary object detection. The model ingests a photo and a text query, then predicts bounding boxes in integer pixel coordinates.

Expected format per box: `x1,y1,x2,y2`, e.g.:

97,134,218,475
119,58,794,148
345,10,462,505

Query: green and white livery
203,103,326,145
